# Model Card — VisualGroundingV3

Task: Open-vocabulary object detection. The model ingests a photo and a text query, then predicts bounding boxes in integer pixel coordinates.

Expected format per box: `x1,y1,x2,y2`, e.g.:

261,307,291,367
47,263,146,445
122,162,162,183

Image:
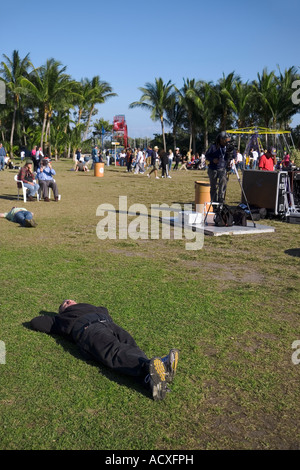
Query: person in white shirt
168,149,174,173
252,149,259,169
134,148,145,174
236,151,243,171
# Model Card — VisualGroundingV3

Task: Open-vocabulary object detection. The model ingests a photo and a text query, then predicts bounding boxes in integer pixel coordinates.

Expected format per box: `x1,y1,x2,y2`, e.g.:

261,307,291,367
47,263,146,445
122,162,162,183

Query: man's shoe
161,349,179,383
25,218,37,228
27,196,34,202
149,357,167,401
44,197,50,202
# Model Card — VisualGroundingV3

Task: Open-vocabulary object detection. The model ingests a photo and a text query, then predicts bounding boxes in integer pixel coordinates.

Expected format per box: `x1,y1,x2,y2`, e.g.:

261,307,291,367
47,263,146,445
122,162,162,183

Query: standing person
179,151,188,171
17,160,40,201
0,143,6,171
0,207,37,227
252,148,259,169
20,147,26,162
36,159,60,202
91,145,99,169
29,299,180,401
106,149,110,166
134,148,145,174
76,148,82,162
160,150,171,178
259,147,277,171
147,146,160,179
35,146,44,171
168,149,174,173
125,148,133,172
236,151,243,171
173,148,181,170
145,145,153,169
119,149,126,167
205,131,235,204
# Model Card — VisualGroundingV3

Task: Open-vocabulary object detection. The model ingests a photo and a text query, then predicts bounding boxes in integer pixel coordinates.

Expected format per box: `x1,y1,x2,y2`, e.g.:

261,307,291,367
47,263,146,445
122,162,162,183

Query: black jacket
30,303,112,339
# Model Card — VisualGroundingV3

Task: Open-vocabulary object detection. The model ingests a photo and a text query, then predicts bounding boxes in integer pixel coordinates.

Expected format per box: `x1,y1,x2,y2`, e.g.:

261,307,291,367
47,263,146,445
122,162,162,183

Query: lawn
0,158,300,450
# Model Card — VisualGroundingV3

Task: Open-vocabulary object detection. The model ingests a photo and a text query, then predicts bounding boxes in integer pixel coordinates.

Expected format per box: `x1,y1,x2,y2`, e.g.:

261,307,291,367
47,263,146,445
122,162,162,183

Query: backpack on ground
214,204,234,227
232,207,247,226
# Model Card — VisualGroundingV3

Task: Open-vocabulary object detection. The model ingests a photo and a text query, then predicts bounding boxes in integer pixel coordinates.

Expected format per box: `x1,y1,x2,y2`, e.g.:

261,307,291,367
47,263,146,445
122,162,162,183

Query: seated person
17,160,40,201
36,159,59,202
75,161,88,172
0,207,37,227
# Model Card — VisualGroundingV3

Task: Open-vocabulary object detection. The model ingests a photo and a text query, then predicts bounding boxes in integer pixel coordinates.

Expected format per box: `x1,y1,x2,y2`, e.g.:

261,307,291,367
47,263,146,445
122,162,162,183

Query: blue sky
1,0,300,137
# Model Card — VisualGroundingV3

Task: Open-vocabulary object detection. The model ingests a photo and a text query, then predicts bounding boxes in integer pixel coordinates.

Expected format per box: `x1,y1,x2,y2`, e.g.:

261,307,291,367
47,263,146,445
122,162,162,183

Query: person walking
173,148,181,170
147,146,160,179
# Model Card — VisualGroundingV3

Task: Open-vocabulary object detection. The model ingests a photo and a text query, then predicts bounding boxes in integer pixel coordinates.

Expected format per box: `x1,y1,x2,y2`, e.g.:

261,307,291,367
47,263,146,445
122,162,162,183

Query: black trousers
72,313,149,377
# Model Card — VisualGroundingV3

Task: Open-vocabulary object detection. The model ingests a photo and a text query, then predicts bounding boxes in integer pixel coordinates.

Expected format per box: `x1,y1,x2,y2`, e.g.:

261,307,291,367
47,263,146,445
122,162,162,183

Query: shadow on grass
23,312,151,400
0,194,19,201
285,248,300,258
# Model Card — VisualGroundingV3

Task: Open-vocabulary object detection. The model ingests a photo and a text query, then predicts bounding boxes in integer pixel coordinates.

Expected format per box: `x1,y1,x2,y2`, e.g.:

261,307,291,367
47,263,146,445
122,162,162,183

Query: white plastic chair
37,178,61,200
14,174,40,202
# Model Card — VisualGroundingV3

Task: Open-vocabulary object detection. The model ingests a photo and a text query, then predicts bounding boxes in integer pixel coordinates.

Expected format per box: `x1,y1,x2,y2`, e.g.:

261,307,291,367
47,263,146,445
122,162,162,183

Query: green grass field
0,159,300,450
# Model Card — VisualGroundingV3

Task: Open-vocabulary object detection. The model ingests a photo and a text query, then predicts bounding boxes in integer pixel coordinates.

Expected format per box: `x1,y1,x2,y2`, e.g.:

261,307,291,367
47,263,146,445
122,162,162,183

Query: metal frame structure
226,126,295,163
112,115,128,148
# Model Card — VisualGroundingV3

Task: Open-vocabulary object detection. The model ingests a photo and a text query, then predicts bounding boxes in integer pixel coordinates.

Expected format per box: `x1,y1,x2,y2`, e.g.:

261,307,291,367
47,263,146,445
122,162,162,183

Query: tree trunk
83,105,94,141
173,126,177,152
204,128,208,152
10,102,17,158
161,116,166,151
40,110,47,152
23,125,27,146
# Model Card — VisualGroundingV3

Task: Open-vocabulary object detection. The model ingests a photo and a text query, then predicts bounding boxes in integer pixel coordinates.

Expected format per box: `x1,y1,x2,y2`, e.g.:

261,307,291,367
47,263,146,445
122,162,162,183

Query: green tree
81,76,117,141
0,50,32,156
188,80,218,151
176,78,200,153
215,71,240,130
130,78,174,151
21,58,77,153
165,92,186,151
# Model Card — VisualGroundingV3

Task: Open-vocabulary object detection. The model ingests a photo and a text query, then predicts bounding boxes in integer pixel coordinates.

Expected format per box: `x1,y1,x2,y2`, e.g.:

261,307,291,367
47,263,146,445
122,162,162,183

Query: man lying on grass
0,207,37,227
30,300,179,401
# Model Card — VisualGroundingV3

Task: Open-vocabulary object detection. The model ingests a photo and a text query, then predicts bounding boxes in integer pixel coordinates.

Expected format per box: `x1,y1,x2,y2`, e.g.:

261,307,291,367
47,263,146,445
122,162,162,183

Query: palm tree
0,50,32,156
176,78,200,153
252,68,277,131
232,81,254,149
21,58,77,153
129,78,174,151
188,80,218,151
81,76,117,141
215,71,240,130
275,66,300,128
165,92,186,151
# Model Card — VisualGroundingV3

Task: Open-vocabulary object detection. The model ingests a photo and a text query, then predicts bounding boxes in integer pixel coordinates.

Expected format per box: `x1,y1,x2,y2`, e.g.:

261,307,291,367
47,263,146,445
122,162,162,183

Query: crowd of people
85,145,208,178
0,138,297,213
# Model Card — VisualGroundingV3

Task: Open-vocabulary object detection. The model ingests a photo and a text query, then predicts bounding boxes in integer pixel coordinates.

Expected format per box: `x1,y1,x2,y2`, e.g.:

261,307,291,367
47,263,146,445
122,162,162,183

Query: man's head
267,147,276,157
25,159,33,169
217,131,230,146
58,299,77,314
